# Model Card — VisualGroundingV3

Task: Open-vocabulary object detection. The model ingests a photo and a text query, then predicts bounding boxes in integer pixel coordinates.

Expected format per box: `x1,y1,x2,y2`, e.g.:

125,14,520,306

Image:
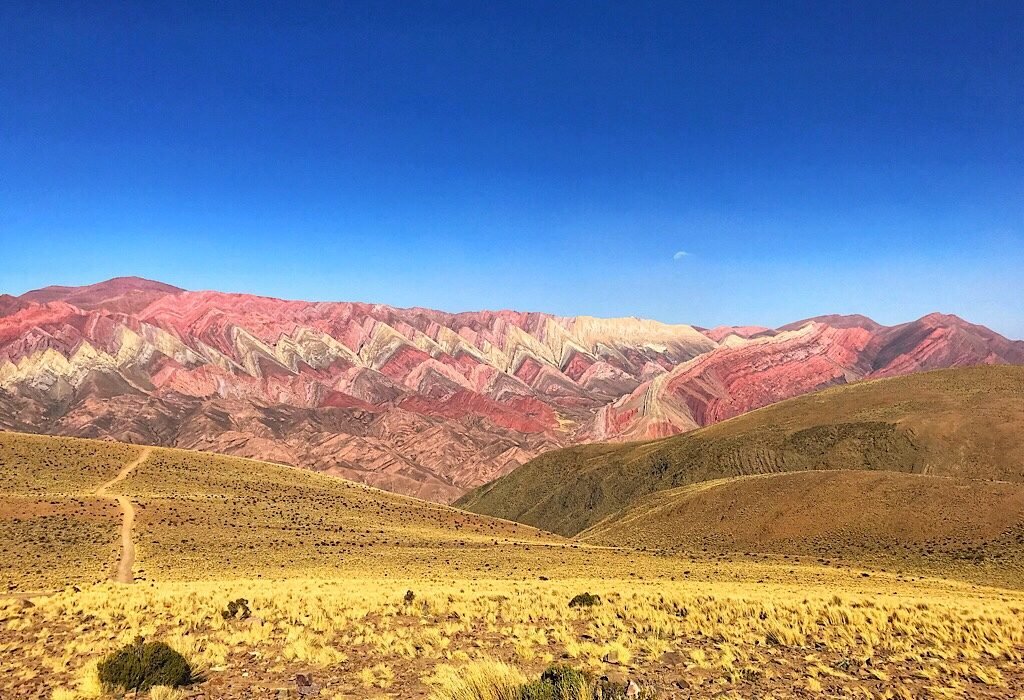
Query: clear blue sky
2,1,1022,337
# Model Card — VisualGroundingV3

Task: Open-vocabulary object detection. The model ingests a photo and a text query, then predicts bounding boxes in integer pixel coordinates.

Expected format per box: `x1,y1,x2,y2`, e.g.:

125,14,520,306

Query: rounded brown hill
579,470,1024,585
456,365,1024,536
0,431,574,589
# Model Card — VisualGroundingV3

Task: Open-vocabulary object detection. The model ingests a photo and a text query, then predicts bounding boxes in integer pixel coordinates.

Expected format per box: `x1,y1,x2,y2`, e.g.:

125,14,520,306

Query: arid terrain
459,366,1024,537
3,277,1022,502
4,309,1024,699
5,426,1024,699
5,1,1021,697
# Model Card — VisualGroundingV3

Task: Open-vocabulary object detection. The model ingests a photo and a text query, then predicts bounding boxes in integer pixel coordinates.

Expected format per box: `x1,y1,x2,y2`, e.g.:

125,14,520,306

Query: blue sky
1,1,1022,337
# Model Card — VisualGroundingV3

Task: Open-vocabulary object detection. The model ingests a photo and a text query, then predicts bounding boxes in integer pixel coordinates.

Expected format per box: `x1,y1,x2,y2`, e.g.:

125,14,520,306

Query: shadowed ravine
92,448,150,584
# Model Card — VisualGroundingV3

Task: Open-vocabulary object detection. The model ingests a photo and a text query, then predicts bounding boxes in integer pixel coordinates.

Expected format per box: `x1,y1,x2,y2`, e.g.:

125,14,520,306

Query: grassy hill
1,431,603,591
456,366,1024,536
581,469,1024,585
8,429,1024,698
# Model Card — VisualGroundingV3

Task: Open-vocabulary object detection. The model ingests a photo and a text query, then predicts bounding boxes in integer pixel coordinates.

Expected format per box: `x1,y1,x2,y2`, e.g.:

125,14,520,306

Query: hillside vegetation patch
97,637,193,693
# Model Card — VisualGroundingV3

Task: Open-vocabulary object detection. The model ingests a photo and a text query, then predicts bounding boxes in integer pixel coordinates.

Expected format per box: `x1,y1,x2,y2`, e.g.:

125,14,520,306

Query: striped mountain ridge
1,277,1021,502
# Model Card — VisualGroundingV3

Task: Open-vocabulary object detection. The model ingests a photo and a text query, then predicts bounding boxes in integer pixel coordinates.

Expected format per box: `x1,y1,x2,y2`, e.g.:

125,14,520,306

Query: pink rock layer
2,278,1021,502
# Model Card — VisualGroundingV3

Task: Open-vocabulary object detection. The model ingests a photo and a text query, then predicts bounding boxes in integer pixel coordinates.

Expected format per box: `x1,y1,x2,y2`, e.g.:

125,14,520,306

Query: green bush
404,589,416,604
97,637,193,693
516,680,557,699
433,663,655,700
221,597,251,620
513,666,589,699
567,592,601,608
595,679,657,699
510,665,650,700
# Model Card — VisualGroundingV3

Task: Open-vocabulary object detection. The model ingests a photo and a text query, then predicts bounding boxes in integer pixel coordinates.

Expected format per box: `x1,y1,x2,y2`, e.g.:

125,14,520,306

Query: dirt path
0,590,53,602
93,448,151,584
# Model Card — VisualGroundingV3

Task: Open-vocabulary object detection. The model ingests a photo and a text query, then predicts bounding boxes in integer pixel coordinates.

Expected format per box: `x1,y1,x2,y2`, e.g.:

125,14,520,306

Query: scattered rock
295,674,321,697
602,669,628,684
662,650,684,666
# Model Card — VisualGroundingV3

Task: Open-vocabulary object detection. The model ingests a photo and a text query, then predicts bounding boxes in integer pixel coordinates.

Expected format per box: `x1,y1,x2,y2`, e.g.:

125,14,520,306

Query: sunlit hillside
5,430,1024,698
581,469,1024,587
458,366,1024,537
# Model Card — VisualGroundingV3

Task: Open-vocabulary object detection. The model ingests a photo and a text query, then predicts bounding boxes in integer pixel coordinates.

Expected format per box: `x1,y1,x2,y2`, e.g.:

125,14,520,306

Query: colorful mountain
457,365,1024,535
1,277,1021,501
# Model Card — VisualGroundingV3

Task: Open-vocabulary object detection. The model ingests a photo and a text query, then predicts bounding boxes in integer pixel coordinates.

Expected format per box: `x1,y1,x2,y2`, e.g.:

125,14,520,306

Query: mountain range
2,277,1022,502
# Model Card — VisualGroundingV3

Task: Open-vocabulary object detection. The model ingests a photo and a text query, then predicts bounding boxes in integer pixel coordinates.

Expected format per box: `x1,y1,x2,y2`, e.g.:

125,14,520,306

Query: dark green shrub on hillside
516,681,556,700
222,597,251,620
568,592,601,608
595,678,657,699
511,665,654,699
515,665,590,699
404,589,416,605
97,637,193,693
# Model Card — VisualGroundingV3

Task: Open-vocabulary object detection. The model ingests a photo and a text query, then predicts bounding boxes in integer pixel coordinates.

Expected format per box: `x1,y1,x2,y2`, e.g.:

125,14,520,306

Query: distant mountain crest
1,277,1021,502
18,276,186,314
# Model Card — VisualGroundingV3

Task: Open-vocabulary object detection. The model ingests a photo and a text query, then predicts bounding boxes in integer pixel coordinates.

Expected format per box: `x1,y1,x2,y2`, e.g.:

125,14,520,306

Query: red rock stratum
1,277,1021,501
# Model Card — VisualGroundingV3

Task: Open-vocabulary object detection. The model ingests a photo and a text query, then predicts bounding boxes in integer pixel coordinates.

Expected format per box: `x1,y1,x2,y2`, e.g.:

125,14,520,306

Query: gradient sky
2,1,1022,337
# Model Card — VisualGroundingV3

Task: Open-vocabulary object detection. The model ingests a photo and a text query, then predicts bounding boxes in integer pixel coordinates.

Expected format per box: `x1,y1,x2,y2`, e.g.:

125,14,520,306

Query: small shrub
427,661,654,700
97,637,192,693
516,680,557,700
568,592,601,608
535,666,590,699
517,666,644,700
221,598,251,620
404,589,416,605
595,679,657,699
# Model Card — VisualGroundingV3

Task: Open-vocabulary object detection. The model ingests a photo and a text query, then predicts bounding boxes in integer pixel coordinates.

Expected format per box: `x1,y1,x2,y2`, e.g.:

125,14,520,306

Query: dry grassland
5,431,1024,698
7,573,1024,699
581,470,1024,589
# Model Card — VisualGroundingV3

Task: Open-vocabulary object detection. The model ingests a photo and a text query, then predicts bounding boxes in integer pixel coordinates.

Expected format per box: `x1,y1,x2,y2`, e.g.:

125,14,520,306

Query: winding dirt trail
94,448,151,584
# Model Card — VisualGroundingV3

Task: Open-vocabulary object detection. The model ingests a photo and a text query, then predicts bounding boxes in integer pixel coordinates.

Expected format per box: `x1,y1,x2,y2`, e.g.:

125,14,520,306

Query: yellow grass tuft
425,659,529,700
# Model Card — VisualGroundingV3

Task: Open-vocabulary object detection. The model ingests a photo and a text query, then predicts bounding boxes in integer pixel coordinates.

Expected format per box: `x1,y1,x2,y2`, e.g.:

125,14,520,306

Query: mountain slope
457,365,1024,535
17,276,185,314
579,469,1024,585
2,277,1021,502
0,431,570,590
595,313,1024,441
